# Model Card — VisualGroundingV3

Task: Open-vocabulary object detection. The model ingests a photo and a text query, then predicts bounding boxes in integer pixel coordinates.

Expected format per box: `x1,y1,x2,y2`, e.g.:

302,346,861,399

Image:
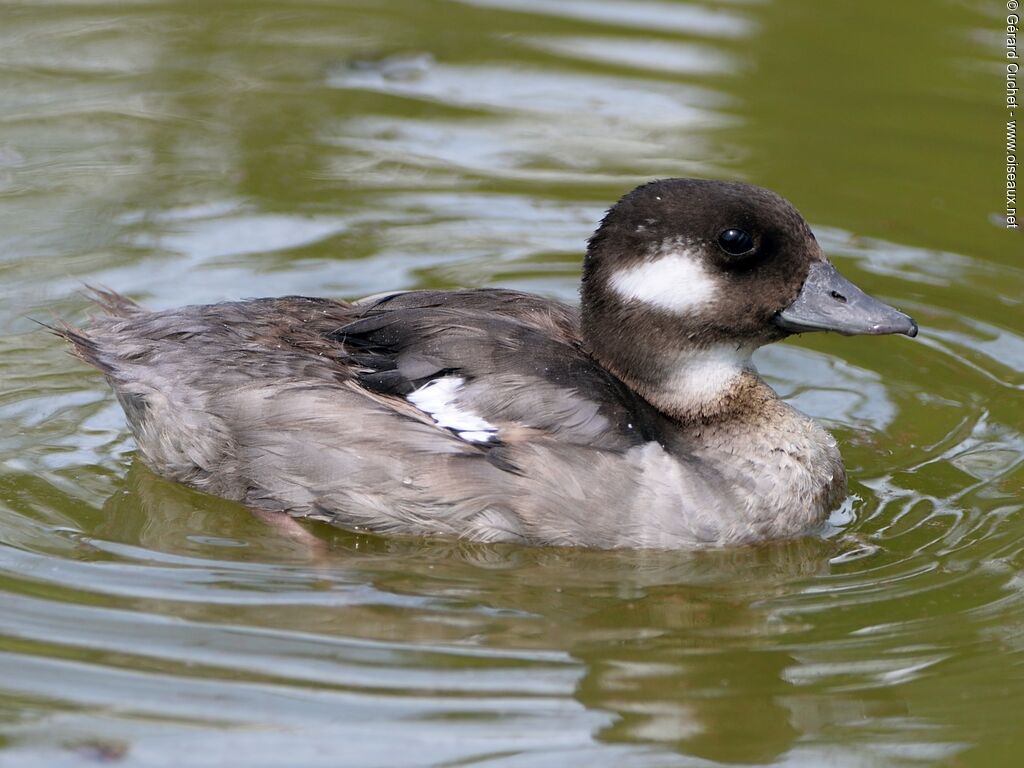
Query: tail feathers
43,286,146,375
42,320,115,374
79,284,144,317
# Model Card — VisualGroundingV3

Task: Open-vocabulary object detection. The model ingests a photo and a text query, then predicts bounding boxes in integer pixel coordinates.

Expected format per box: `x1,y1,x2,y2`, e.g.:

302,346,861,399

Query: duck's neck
599,344,847,539
597,344,768,426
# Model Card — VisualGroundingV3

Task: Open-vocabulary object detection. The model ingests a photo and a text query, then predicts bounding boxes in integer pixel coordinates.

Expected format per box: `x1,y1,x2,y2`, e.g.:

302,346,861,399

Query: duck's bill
773,261,918,337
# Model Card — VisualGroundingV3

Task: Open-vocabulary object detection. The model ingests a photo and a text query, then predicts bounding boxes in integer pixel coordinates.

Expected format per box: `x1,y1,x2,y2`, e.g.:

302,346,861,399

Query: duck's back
62,289,757,547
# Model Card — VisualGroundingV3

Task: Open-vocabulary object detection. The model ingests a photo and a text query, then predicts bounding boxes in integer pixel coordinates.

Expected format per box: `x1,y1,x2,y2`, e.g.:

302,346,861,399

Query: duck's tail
77,284,144,318
43,285,146,374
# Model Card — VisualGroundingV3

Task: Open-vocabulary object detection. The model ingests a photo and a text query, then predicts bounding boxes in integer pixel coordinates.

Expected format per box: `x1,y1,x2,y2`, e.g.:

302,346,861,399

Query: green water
1,0,1021,765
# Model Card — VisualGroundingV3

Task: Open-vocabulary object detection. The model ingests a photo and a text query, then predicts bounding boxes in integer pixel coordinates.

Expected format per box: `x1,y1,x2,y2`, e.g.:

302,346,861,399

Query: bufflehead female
59,179,917,549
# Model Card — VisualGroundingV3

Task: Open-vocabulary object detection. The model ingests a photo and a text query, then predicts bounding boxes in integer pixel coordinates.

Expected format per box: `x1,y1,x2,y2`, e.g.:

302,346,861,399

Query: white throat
661,345,753,405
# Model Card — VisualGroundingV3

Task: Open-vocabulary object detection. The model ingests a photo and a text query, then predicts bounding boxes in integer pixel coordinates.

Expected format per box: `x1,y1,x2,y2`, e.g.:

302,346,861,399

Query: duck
57,179,917,549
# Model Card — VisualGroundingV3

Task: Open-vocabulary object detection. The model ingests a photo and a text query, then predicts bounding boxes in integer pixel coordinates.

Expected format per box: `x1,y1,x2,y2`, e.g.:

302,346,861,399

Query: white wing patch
407,377,498,444
609,247,718,314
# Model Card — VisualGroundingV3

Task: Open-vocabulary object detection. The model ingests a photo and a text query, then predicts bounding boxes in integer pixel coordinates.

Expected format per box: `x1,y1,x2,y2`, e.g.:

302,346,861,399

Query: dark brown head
580,179,917,418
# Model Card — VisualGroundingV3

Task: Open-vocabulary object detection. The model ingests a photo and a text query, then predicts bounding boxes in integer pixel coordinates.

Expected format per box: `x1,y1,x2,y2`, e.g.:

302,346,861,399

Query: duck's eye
717,228,755,256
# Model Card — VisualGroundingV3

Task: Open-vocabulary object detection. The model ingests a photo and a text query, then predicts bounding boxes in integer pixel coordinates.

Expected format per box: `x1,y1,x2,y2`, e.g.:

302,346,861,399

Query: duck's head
580,178,917,419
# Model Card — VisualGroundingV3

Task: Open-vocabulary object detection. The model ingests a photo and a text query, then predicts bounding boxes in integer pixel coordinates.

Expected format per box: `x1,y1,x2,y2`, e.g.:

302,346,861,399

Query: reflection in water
81,465,975,764
585,649,798,763
97,463,828,763
456,0,757,38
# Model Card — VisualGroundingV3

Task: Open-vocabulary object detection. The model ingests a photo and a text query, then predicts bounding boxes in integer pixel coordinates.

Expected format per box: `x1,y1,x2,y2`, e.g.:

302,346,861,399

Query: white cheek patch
608,248,718,314
407,377,498,444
